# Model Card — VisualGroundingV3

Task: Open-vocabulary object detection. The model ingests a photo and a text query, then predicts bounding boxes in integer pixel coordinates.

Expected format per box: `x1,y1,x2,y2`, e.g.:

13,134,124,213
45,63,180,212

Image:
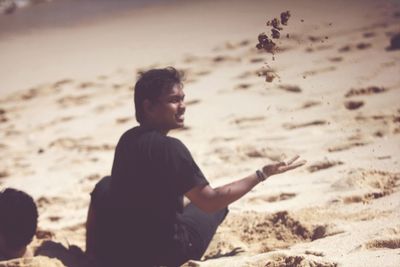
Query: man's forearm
205,172,262,212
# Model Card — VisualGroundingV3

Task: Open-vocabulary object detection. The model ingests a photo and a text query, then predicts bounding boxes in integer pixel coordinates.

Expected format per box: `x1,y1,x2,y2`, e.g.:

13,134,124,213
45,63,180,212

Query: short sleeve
164,138,208,194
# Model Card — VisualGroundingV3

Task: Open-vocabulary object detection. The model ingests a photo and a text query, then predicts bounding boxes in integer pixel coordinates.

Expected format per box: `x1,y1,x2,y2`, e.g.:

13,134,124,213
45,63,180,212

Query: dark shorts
90,176,228,267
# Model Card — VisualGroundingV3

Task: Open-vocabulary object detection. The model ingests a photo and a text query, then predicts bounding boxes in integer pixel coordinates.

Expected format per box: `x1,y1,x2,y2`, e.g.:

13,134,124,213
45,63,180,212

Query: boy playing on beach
86,67,306,266
0,188,38,261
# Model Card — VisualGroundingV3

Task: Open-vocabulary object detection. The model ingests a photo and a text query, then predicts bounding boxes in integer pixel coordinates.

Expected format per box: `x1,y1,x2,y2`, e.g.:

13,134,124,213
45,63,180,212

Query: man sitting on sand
0,188,38,261
86,67,306,266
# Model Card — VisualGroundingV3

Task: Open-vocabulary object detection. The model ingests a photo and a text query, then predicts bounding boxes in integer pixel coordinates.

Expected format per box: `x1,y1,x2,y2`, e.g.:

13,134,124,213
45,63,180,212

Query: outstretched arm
185,155,306,213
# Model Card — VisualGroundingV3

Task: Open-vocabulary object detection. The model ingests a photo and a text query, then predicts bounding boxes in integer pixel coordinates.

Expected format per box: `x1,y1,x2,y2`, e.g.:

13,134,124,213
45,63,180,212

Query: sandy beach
1,0,400,266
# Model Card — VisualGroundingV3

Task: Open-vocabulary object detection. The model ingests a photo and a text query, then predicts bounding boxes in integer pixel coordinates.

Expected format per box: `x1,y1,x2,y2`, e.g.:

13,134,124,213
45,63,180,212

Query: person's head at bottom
0,188,38,260
134,66,186,135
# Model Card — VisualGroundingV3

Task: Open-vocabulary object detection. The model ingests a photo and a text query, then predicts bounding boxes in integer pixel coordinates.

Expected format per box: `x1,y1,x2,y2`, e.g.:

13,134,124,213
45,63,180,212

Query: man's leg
179,203,228,260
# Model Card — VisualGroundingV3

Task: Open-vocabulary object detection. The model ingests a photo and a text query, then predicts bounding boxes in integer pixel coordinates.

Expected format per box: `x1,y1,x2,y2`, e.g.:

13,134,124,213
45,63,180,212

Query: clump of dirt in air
256,11,291,82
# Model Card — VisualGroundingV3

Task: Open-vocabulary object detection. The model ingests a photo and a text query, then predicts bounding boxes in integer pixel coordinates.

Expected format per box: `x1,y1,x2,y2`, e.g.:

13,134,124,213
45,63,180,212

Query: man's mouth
176,114,185,122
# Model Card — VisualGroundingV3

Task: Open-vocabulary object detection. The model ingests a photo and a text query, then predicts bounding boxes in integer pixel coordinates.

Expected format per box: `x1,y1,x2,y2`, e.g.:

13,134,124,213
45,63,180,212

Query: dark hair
134,67,184,124
0,188,38,250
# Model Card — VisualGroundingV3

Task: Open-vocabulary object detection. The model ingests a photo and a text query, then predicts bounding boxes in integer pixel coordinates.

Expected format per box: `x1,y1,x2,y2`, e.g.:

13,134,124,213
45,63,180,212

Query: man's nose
179,101,186,111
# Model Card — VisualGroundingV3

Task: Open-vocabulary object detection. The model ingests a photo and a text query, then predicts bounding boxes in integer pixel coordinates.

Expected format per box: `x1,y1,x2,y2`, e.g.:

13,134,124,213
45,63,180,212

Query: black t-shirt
91,126,208,265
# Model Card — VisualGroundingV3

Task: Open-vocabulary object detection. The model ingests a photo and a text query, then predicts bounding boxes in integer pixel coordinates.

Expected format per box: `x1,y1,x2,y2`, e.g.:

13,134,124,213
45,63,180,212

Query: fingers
286,155,300,165
279,159,307,172
291,159,307,168
262,157,306,176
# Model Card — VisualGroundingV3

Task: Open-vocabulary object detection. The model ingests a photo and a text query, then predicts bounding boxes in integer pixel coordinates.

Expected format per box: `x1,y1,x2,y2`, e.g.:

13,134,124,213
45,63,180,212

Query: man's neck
139,122,169,135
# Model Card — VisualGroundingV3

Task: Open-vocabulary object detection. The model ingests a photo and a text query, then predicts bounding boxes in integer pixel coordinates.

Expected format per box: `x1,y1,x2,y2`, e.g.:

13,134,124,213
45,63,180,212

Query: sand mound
365,238,400,250
264,253,338,267
332,169,400,192
0,256,64,267
331,169,400,204
364,226,400,250
204,211,328,259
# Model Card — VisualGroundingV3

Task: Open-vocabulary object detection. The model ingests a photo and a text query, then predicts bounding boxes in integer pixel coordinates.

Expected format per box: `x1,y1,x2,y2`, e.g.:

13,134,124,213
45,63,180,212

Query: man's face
146,84,186,133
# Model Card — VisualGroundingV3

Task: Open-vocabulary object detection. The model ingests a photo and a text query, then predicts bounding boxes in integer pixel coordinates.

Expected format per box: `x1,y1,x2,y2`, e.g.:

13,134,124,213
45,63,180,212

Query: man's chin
174,121,185,129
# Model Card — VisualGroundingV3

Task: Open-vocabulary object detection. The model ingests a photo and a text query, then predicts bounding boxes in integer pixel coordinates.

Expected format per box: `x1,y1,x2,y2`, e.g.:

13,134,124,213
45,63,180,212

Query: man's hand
262,155,306,177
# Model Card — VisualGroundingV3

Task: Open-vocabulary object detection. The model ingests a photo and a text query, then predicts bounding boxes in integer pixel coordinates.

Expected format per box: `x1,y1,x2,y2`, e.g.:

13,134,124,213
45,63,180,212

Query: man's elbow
186,185,226,213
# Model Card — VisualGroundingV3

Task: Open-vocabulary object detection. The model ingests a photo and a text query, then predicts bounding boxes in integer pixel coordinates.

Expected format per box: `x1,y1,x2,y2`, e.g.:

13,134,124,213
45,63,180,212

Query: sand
0,0,400,266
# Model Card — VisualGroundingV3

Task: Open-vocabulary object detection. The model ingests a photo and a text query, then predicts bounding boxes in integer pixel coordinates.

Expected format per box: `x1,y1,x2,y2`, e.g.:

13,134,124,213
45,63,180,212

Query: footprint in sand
0,108,8,123
264,254,337,267
212,144,283,164
211,55,241,64
37,116,75,131
49,137,115,152
8,83,66,103
185,99,201,106
363,32,376,38
344,86,387,97
365,236,400,250
232,116,265,125
57,94,90,108
116,117,131,124
282,120,327,130
343,191,391,204
304,250,325,257
302,66,336,77
338,45,352,53
298,100,322,109
327,141,368,152
84,173,101,182
364,226,400,249
15,88,41,101
307,160,343,173
344,100,364,110
193,70,211,77
0,170,9,179
355,113,400,135
97,75,108,80
52,79,73,89
313,44,335,52
308,35,329,43
277,84,302,93
249,57,265,63
338,42,372,52
182,68,211,81
37,196,67,209
328,56,343,62
248,192,297,203
234,83,253,90
183,55,200,64
112,83,126,90
356,42,372,50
